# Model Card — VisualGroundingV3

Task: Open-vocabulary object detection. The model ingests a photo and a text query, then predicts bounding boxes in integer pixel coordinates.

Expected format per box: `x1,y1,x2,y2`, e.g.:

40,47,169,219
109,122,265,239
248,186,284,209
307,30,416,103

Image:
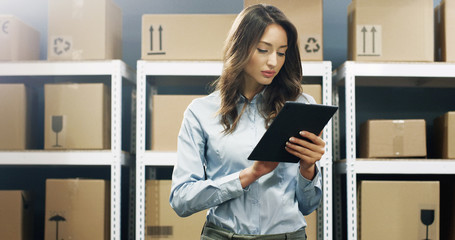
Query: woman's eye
257,48,268,53
277,52,286,57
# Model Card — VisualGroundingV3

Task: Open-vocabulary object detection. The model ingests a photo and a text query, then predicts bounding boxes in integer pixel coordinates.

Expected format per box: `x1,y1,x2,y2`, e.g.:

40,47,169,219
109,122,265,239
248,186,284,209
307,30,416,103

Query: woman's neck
242,82,265,101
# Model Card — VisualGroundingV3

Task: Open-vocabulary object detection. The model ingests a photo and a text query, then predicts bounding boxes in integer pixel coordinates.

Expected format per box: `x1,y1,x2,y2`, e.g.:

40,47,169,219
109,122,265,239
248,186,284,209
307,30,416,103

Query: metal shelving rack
136,60,334,240
0,60,136,240
332,61,455,240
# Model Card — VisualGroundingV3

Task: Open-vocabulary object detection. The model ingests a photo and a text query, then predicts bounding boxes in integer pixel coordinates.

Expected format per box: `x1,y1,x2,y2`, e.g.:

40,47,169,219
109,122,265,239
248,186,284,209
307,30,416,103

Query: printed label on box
0,18,12,39
418,205,437,240
301,34,322,55
146,24,166,56
47,210,68,238
356,25,382,57
49,36,73,57
49,115,66,148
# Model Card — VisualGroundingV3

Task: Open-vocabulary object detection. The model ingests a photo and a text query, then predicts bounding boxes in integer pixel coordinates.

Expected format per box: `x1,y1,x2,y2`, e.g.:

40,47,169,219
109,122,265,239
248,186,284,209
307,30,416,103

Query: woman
170,4,324,239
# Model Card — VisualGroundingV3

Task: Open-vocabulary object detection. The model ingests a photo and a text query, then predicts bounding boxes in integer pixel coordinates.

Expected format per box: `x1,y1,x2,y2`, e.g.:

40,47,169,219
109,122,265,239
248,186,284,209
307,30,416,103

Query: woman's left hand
285,131,325,180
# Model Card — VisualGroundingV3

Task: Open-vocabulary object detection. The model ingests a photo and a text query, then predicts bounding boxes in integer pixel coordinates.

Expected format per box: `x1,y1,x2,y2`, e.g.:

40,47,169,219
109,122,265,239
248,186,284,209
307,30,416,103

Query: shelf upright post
320,61,333,240
332,68,343,240
344,61,357,240
135,60,147,240
111,60,123,240
128,85,137,240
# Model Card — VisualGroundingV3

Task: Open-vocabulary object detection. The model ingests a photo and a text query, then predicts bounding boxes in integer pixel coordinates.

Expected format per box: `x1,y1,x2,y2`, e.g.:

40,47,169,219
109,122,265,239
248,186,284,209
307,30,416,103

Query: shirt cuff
215,171,245,200
298,166,322,192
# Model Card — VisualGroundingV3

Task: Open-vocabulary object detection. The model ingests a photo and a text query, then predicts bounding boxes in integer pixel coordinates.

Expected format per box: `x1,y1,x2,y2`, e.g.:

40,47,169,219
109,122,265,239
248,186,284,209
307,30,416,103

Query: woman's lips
261,70,275,78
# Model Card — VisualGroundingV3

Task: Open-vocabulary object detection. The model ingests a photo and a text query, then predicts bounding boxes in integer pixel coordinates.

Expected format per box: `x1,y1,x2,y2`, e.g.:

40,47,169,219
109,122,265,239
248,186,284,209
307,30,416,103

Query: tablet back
248,102,338,163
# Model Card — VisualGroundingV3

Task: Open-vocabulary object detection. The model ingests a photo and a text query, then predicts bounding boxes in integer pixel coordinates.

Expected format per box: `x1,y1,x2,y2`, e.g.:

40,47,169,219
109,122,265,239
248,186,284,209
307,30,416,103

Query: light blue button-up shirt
170,90,322,235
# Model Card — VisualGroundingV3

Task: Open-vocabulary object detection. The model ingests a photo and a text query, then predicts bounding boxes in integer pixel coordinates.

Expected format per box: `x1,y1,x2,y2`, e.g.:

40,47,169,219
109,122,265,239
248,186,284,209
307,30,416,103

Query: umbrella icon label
49,213,66,240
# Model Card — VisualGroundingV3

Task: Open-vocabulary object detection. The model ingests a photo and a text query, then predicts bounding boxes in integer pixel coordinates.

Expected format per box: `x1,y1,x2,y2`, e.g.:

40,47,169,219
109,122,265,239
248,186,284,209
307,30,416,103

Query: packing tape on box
393,120,405,156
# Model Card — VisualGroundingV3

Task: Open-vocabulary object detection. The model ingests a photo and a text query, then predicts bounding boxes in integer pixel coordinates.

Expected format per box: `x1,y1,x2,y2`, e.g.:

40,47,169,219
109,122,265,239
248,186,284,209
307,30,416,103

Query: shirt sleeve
296,161,323,215
169,105,244,217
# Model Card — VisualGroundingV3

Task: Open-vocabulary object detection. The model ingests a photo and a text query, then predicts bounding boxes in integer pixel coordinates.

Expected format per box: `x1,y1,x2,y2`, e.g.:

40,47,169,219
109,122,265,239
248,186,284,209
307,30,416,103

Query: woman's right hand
239,161,279,188
252,161,279,177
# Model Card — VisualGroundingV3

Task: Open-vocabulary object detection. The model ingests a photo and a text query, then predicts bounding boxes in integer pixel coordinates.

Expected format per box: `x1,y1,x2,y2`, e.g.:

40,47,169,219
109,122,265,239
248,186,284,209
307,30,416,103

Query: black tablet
247,101,338,163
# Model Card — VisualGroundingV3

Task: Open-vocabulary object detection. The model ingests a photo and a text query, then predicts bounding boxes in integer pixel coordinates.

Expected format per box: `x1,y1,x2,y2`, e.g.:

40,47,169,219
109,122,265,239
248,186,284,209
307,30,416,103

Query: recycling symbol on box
52,37,71,55
1,19,10,35
304,37,320,53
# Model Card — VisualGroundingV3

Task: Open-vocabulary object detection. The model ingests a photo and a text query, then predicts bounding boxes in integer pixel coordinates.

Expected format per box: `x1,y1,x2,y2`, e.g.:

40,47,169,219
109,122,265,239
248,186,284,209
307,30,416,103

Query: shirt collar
238,87,267,104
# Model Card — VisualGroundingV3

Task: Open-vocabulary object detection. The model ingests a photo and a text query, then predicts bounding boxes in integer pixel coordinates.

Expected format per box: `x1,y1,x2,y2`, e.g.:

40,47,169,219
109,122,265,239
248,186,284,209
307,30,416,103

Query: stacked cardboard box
44,83,110,150
0,84,31,150
150,95,204,151
44,179,110,240
244,0,323,61
141,15,235,60
302,84,322,104
0,191,33,240
435,0,455,62
433,111,455,159
348,0,434,62
359,119,427,158
305,210,317,240
47,0,122,60
358,181,439,240
145,180,206,240
0,15,40,61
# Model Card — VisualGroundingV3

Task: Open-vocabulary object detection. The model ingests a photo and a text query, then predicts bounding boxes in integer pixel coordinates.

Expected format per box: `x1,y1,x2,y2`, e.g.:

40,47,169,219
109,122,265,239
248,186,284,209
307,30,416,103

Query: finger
300,131,326,146
285,145,321,164
285,141,324,160
289,136,325,154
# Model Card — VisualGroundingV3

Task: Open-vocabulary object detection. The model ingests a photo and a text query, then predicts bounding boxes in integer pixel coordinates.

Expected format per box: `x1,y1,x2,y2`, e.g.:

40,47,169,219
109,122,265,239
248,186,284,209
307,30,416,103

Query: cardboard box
358,181,439,240
47,0,122,60
433,111,455,159
0,15,40,61
151,95,204,151
359,119,427,158
44,83,110,150
302,84,322,104
348,0,434,62
244,0,323,61
141,14,235,60
435,0,455,62
0,84,31,150
44,179,110,240
0,191,33,240
145,180,207,240
305,210,317,240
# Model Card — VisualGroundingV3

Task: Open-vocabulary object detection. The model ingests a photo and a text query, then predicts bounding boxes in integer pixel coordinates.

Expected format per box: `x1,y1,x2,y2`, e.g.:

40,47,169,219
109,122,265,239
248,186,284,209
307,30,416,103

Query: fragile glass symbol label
356,25,382,57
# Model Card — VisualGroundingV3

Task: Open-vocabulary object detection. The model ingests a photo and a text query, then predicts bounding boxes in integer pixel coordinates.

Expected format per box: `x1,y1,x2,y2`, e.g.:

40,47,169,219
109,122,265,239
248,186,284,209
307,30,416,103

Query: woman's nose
267,52,277,67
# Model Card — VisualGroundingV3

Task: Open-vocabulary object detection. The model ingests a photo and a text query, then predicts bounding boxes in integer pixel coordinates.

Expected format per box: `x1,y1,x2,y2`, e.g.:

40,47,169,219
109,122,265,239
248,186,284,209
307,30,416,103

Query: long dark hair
214,4,302,134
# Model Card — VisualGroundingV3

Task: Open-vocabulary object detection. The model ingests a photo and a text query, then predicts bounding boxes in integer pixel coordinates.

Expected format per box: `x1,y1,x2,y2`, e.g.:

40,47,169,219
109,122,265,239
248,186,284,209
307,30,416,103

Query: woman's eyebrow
259,41,288,48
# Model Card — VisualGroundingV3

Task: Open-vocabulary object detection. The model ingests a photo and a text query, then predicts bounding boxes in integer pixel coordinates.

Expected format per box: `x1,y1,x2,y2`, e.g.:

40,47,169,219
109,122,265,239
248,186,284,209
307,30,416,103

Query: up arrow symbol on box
361,26,368,53
371,26,377,53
